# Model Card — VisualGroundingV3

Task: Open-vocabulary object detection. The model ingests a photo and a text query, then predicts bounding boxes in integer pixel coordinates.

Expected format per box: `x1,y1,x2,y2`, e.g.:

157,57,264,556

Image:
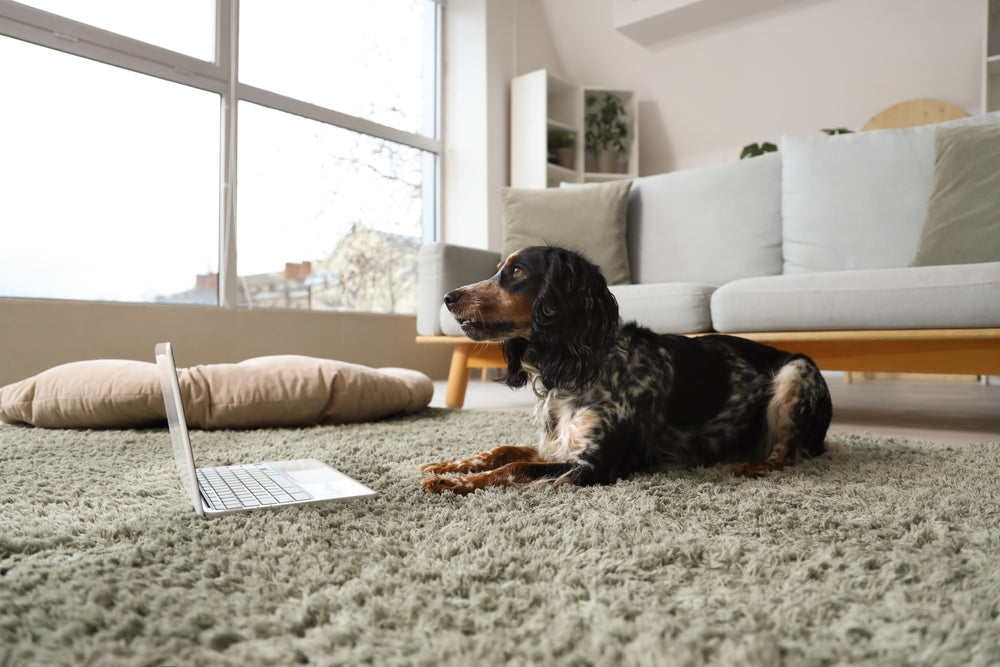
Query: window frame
0,0,442,308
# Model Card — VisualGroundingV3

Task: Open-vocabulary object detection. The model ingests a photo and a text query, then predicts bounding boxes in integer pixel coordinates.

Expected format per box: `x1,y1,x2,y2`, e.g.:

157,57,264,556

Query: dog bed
0,356,433,429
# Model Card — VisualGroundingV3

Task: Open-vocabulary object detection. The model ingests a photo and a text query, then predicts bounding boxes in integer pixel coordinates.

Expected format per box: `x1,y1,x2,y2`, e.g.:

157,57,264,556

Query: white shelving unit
987,0,1000,112
511,69,638,188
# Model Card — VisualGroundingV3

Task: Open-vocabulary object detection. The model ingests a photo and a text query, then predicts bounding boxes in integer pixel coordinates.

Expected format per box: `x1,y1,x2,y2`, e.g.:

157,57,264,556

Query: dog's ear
530,248,619,391
499,338,529,389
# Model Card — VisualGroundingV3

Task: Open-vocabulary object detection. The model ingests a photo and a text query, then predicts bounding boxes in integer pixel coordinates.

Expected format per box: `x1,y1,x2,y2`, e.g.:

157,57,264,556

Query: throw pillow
500,179,632,285
625,152,782,285
911,124,1000,266
780,110,1000,274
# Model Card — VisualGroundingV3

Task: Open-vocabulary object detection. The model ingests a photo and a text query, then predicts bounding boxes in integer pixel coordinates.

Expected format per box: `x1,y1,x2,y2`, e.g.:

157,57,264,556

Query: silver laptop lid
154,342,206,516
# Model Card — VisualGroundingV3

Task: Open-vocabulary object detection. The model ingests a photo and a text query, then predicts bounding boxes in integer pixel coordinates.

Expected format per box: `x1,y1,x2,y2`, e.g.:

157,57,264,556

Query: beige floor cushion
0,356,433,429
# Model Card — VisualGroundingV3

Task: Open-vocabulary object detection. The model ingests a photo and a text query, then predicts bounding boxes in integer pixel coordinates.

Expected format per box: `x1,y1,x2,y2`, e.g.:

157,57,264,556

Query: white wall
530,0,987,172
441,0,986,248
441,0,572,250
441,0,518,250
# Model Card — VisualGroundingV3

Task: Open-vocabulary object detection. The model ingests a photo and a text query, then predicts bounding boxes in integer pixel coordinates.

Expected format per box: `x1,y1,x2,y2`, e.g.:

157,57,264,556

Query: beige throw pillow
911,124,1000,267
500,179,633,284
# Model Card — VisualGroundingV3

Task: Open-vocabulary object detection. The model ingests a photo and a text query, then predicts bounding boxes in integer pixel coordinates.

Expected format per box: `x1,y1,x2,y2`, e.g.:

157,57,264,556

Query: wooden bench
418,329,1000,407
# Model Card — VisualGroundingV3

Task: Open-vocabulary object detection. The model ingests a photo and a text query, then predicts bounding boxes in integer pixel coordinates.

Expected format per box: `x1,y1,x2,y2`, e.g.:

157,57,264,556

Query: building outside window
0,0,441,314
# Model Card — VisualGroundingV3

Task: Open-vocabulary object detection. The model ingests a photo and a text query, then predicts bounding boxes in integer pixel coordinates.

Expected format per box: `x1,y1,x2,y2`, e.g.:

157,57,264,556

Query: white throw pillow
780,110,1000,274
626,153,783,285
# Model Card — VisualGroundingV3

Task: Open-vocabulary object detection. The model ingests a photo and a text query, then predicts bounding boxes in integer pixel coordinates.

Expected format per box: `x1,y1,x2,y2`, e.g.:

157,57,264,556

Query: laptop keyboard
197,463,313,510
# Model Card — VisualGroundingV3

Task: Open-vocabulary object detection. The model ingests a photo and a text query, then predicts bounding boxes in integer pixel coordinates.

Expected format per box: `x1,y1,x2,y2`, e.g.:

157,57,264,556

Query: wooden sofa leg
445,343,472,408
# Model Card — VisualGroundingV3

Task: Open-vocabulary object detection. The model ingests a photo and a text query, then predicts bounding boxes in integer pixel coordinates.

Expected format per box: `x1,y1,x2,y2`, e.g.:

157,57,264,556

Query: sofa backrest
780,110,1000,274
626,152,783,286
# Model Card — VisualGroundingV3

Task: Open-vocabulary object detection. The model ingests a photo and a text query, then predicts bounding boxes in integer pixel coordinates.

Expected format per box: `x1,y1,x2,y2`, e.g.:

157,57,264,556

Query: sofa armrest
417,243,502,335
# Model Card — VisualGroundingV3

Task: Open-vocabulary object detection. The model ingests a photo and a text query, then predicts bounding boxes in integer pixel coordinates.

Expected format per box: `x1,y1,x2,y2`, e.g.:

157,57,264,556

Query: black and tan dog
421,246,832,494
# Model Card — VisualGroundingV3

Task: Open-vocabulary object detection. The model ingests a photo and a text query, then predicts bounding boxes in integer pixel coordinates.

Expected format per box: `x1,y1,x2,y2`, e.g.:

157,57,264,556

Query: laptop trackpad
277,460,377,501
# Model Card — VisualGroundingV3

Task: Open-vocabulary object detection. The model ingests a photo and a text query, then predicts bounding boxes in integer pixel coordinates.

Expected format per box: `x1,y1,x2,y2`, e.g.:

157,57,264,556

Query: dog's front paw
731,461,783,478
422,475,477,495
419,460,460,475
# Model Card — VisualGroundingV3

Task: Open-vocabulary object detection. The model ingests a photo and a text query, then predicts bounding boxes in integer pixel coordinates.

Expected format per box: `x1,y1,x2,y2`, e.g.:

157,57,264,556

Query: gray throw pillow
911,124,1000,267
500,179,632,285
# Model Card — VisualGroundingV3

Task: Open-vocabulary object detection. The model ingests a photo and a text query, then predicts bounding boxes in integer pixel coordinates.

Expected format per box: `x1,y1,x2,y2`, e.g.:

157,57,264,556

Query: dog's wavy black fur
501,248,620,393
421,245,833,494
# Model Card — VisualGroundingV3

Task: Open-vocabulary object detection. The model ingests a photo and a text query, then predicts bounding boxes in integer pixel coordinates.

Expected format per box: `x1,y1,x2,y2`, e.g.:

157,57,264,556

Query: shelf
546,163,579,187
584,172,631,182
989,0,1000,112
989,0,1000,58
546,118,575,134
512,69,638,189
546,76,578,129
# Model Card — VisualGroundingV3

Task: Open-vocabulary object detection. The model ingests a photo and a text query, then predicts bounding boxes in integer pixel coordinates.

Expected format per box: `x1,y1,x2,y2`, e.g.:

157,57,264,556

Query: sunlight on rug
1,409,998,666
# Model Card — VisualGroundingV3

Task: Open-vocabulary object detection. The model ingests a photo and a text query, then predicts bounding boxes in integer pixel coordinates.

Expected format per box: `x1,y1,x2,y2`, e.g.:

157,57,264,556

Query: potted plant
739,141,778,159
585,92,628,173
547,131,576,169
740,128,854,159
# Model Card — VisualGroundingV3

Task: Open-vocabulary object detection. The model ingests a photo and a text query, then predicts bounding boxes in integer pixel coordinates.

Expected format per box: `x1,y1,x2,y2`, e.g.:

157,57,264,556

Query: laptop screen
154,342,205,515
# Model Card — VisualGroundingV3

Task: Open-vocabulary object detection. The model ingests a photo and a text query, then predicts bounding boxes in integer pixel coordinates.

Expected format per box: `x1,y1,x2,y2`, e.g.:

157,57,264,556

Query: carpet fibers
1,409,999,666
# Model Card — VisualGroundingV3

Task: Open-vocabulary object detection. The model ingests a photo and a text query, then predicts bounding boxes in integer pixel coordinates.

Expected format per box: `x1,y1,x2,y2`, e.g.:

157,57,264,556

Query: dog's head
444,246,619,391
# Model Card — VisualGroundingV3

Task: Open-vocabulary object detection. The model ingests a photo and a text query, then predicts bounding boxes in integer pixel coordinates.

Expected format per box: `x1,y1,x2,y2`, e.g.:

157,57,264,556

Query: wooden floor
431,373,1000,445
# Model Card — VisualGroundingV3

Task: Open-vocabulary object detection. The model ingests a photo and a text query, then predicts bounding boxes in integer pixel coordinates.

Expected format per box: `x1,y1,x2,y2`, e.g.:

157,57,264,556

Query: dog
420,246,832,495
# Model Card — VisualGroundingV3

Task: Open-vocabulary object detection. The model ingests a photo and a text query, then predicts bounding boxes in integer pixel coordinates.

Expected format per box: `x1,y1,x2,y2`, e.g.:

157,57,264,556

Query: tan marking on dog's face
444,251,537,341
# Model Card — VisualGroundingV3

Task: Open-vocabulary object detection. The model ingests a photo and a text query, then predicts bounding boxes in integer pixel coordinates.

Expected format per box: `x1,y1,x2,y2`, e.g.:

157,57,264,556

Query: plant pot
554,147,574,169
597,149,621,174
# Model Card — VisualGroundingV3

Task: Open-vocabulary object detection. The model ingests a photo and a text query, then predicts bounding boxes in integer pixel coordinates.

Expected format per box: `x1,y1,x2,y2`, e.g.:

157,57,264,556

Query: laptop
155,342,377,516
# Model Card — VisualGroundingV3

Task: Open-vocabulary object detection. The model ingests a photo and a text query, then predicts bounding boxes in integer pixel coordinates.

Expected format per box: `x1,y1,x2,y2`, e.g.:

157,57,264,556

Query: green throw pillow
911,124,1000,267
500,179,633,285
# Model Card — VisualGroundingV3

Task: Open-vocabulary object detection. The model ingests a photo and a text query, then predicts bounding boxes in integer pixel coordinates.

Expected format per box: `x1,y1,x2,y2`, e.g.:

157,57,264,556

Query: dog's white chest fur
534,390,598,463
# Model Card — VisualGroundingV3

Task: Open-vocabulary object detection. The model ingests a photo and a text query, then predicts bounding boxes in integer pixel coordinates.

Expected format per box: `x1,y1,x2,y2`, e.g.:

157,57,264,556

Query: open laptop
155,342,377,516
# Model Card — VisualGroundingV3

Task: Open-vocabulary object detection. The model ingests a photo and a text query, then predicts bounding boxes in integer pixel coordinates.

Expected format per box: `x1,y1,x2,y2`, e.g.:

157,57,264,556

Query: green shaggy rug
2,409,999,666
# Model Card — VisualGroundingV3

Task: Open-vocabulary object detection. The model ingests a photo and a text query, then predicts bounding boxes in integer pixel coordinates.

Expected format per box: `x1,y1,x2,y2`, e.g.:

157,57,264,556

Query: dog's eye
511,266,524,278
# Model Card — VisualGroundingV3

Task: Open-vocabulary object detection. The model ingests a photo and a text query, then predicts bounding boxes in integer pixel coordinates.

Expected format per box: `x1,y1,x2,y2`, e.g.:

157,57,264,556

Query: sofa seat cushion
610,283,715,334
710,261,1000,332
437,282,715,336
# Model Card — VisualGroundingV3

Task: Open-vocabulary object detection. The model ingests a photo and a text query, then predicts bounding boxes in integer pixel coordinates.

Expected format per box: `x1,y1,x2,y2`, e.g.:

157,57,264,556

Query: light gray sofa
418,111,1000,407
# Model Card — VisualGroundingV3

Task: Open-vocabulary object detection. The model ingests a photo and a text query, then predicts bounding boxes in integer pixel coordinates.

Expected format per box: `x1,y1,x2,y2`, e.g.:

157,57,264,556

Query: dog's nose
443,290,461,308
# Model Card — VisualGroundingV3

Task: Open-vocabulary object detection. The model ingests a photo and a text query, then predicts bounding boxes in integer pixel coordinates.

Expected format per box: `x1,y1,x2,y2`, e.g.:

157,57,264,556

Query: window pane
0,37,220,304
237,103,427,313
18,0,215,61
240,0,436,136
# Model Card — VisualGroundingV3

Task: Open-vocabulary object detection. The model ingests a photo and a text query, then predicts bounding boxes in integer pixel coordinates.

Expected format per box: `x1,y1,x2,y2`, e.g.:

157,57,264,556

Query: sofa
418,108,1000,407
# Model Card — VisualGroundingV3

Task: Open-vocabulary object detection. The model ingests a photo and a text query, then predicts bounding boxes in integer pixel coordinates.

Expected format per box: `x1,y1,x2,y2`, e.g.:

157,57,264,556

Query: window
10,0,216,60
0,35,219,303
239,1,434,136
237,103,427,312
0,0,441,313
